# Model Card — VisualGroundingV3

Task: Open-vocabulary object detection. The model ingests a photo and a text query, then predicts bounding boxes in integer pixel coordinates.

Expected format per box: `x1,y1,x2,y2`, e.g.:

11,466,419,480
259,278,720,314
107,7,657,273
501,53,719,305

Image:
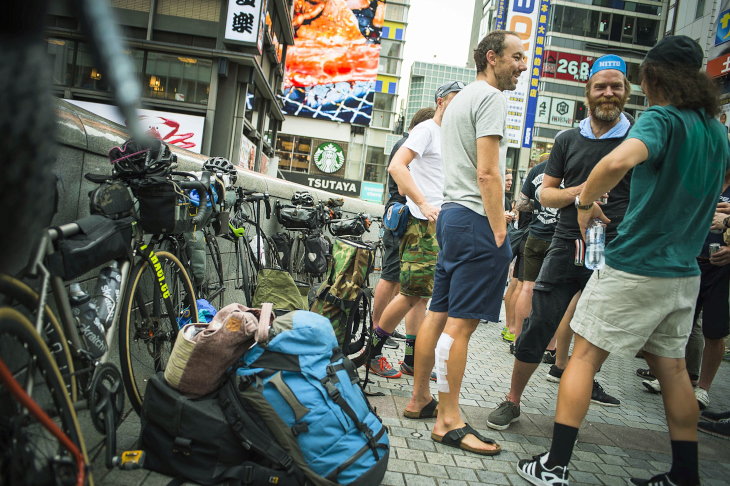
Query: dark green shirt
605,106,728,277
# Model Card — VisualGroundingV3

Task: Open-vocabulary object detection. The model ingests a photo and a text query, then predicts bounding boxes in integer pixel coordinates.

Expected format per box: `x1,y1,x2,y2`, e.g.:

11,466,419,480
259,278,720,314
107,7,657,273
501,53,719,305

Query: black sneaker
630,473,698,486
697,418,730,440
517,453,569,486
701,410,730,422
383,337,399,349
391,330,407,340
546,365,564,383
591,380,620,407
543,349,556,364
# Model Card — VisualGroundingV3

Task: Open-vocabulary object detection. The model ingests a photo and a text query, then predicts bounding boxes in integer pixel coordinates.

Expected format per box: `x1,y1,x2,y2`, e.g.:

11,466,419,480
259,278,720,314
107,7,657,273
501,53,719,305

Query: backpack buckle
172,437,192,456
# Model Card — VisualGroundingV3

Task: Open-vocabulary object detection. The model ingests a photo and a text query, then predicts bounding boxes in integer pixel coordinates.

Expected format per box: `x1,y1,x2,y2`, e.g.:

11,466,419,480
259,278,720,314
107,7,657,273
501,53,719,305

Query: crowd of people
369,30,730,486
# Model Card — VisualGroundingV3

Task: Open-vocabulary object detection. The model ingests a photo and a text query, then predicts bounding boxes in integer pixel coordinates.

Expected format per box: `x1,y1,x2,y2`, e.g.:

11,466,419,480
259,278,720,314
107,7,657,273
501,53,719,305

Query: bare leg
697,337,726,393
405,298,428,336
406,310,447,413
504,277,518,332
555,291,581,370
505,359,540,405
546,335,557,352
685,315,704,384
513,281,534,339
432,317,499,452
372,279,399,328
644,351,699,442
554,334,609,427
508,281,523,335
378,293,422,334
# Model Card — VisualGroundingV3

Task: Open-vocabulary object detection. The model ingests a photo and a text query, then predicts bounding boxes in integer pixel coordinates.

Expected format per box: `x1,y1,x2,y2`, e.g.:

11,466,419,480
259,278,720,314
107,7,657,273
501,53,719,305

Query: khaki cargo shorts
399,215,439,298
571,264,700,359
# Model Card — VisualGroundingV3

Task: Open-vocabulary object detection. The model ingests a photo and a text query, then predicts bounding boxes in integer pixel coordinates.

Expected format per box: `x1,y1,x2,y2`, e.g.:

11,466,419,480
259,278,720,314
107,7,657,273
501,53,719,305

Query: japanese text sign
224,0,266,53
521,0,551,148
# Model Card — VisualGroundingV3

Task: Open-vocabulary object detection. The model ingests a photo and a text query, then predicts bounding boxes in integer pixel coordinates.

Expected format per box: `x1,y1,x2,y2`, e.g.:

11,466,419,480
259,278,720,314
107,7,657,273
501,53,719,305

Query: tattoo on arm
515,193,533,212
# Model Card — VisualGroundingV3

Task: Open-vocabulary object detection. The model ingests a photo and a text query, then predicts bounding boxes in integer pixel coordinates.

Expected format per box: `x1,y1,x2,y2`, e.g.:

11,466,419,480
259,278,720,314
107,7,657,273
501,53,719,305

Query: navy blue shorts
430,203,512,322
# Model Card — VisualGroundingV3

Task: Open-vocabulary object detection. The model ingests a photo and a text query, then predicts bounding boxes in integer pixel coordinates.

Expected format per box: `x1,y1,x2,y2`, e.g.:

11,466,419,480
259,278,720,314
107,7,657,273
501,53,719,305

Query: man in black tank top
488,55,633,434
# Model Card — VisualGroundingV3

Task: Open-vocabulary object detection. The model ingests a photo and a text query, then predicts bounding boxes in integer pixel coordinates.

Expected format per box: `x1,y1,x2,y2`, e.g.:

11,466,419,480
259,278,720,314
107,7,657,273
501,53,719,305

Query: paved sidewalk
92,307,730,485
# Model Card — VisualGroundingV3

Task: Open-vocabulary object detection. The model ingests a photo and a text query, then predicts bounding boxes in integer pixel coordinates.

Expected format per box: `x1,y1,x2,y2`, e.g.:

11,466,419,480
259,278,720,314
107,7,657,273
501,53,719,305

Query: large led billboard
281,0,385,125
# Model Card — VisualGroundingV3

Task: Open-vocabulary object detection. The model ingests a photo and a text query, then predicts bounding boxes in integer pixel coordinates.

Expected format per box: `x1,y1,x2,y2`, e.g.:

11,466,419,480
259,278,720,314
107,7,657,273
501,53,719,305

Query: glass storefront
275,134,312,173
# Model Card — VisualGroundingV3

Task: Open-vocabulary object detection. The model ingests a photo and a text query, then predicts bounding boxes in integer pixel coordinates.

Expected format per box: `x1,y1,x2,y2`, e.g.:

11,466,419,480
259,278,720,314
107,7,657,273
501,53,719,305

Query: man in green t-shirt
517,36,728,486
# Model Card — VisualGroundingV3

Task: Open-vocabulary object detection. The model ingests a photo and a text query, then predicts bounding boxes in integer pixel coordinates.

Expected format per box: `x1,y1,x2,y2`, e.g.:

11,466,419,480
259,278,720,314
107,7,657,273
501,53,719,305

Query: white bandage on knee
435,333,455,393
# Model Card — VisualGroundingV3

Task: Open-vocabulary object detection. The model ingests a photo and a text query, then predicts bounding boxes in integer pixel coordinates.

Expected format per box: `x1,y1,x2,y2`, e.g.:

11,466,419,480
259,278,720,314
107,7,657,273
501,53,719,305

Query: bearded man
487,55,631,431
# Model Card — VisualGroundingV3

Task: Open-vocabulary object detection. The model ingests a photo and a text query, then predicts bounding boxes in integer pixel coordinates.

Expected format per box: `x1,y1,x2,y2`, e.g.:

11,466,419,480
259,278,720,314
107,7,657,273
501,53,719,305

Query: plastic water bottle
585,219,606,271
69,283,107,359
93,261,122,330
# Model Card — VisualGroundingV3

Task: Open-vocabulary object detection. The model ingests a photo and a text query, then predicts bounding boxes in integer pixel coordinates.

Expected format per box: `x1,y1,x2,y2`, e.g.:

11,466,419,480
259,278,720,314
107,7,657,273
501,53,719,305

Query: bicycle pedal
114,450,145,470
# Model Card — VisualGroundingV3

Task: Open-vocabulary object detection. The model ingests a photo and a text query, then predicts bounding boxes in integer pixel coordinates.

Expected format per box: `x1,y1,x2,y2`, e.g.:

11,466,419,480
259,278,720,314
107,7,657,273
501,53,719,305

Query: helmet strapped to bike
203,156,238,184
108,138,175,179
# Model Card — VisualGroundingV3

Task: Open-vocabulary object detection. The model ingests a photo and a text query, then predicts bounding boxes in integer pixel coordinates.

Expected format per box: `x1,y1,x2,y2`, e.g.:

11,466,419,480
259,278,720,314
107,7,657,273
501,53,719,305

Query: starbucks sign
313,142,345,173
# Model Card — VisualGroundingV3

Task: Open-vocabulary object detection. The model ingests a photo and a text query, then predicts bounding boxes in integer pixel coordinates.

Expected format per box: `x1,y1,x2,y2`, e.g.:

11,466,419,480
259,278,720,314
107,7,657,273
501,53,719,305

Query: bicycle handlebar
176,172,211,227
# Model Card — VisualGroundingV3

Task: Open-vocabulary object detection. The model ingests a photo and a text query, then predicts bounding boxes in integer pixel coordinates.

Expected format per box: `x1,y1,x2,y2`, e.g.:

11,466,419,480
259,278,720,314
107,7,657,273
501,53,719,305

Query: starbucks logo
313,142,345,173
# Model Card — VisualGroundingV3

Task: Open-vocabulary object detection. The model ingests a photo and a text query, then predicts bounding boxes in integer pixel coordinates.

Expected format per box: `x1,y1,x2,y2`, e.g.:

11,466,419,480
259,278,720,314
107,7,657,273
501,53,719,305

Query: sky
396,0,477,111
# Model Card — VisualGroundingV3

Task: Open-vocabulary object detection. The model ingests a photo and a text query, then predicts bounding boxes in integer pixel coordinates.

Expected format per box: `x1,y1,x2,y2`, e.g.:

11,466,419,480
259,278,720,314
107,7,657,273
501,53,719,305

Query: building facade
44,0,294,174
274,0,410,204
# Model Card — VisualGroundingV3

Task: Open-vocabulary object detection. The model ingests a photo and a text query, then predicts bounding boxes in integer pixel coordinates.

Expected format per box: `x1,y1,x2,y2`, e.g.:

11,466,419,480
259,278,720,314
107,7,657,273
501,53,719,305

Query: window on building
46,38,75,87
635,17,659,46
378,56,401,75
373,93,395,112
74,43,111,92
609,14,624,41
549,5,564,32
145,52,212,104
696,0,706,19
384,3,407,22
380,39,403,58
562,6,589,36
665,0,677,35
364,146,387,183
275,134,312,173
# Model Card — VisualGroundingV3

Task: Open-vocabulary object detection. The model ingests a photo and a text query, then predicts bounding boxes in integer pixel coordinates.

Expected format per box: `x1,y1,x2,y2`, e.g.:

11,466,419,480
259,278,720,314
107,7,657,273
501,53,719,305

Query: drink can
709,243,722,257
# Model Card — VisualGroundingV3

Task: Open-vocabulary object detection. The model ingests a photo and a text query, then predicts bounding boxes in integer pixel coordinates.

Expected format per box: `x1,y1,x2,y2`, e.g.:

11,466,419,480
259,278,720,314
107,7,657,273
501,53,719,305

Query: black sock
370,326,390,358
404,334,416,366
544,423,579,469
669,440,699,485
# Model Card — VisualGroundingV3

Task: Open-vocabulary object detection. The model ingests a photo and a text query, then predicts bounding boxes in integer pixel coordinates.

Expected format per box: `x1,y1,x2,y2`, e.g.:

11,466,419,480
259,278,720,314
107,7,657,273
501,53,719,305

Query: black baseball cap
643,35,704,69
435,81,465,103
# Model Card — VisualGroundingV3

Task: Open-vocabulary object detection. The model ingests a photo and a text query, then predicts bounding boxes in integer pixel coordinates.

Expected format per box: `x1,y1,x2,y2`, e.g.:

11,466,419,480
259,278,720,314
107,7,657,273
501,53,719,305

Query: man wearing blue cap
517,36,726,486
488,54,631,432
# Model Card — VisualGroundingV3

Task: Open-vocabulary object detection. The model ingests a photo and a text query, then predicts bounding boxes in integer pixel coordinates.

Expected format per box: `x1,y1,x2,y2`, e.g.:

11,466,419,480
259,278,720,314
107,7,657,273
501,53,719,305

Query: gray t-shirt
442,80,508,217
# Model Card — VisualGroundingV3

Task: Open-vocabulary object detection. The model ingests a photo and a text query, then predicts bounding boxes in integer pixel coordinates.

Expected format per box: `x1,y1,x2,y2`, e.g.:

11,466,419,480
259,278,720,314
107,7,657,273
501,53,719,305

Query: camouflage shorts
399,215,439,297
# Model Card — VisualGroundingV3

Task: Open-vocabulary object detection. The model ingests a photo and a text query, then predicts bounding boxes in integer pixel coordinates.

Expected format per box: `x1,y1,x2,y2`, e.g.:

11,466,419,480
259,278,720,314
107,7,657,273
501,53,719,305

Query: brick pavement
93,305,730,485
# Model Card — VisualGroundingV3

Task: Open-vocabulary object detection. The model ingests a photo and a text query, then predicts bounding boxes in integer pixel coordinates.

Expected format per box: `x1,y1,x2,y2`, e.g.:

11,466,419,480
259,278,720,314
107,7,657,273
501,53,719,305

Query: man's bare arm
477,136,507,247
540,175,584,209
388,145,439,221
514,192,533,212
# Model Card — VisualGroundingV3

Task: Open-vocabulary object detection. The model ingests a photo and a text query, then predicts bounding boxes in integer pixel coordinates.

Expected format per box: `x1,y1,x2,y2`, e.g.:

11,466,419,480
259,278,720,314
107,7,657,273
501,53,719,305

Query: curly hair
474,30,521,74
640,62,720,116
409,107,436,131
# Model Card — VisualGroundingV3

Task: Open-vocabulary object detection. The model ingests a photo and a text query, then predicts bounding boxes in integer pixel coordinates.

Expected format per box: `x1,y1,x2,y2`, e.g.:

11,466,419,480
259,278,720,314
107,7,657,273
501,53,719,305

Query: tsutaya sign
224,0,267,54
495,0,549,148
280,171,361,197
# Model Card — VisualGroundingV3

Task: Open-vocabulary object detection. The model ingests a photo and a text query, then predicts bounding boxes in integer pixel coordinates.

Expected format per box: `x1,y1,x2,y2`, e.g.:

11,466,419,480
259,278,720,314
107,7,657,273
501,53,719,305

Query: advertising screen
281,0,385,125
541,51,595,83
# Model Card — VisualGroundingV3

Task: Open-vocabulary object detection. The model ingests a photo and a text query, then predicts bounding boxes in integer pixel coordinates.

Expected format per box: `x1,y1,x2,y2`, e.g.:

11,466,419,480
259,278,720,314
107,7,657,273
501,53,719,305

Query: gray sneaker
487,400,520,430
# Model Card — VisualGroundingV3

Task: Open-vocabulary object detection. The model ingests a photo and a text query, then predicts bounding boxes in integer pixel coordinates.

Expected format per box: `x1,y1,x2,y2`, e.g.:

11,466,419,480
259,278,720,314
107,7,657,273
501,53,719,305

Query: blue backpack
231,310,389,486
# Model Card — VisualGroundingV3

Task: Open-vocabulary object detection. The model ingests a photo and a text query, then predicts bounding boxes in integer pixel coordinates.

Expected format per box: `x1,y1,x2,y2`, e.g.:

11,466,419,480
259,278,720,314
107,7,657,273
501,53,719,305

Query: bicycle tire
0,275,78,402
201,229,224,309
222,235,253,308
119,250,197,415
371,243,384,287
0,307,92,486
289,233,312,286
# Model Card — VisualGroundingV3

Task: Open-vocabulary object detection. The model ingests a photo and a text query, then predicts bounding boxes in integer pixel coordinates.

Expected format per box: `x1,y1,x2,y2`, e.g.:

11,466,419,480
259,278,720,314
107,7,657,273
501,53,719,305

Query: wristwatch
575,196,593,211
724,216,730,228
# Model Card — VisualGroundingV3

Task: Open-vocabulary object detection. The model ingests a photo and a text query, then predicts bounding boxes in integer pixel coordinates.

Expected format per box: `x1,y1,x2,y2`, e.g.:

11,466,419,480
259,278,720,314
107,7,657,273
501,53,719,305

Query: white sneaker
695,387,709,410
642,379,661,394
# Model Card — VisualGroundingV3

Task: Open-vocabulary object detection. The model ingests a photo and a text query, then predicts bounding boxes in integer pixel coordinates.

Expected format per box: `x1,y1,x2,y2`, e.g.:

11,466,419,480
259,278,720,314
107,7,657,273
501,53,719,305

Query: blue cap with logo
589,55,627,79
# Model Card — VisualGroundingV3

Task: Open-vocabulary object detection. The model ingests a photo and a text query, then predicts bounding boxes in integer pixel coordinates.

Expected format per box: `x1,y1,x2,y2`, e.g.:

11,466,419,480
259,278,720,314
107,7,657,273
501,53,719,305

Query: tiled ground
93,304,730,485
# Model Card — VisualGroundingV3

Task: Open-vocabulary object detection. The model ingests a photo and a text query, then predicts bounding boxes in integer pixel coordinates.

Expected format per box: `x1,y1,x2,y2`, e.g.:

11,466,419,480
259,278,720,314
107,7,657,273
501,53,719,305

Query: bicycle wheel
289,233,312,286
200,229,224,309
0,307,92,486
119,250,197,415
370,243,384,287
0,275,77,402
221,235,252,308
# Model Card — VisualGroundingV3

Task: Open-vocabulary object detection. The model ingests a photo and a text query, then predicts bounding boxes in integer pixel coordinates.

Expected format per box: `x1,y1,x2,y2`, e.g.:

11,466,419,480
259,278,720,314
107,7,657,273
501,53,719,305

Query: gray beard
592,104,622,121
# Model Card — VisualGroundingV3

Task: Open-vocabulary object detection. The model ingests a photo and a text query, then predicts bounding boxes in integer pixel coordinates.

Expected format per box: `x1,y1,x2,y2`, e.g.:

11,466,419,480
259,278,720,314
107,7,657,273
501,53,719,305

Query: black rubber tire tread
119,250,197,415
0,307,92,485
223,235,252,308
202,229,224,309
0,276,77,402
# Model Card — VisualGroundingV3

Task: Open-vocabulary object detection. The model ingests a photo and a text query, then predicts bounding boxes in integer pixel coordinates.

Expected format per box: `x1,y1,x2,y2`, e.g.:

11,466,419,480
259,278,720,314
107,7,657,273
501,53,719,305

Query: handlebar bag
132,179,213,235
329,218,366,237
277,204,317,230
46,215,135,281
